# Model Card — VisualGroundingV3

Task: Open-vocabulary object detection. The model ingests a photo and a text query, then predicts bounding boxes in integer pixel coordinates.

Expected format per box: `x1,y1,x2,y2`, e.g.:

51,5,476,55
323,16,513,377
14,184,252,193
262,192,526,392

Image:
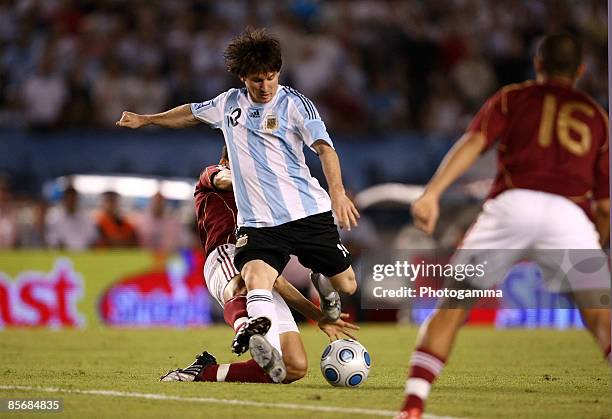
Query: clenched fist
116,111,148,129
411,192,440,235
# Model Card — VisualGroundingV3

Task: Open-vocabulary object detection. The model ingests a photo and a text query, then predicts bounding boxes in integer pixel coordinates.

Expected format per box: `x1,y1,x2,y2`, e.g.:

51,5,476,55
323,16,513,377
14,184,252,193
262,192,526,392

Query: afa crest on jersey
264,112,279,132
236,234,248,248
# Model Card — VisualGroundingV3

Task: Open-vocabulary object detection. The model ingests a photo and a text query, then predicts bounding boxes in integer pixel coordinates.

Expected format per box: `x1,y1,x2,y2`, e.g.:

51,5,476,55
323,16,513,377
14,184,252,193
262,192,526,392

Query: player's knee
283,355,308,383
284,368,307,383
241,261,276,290
241,264,255,284
343,277,357,295
222,275,246,302
335,272,357,295
232,281,247,297
241,272,259,290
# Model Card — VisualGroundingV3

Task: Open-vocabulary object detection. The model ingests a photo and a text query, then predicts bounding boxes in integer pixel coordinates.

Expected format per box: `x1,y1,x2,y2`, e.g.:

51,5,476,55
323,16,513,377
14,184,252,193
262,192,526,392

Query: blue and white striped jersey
191,85,333,228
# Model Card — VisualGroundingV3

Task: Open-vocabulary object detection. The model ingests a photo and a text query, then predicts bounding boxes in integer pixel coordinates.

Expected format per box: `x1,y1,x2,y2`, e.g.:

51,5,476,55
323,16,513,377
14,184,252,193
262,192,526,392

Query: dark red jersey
467,80,609,215
194,165,237,258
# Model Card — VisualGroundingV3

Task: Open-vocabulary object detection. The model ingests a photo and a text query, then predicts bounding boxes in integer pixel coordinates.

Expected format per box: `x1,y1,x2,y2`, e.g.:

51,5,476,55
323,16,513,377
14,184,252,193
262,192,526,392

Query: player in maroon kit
160,146,358,384
397,33,611,419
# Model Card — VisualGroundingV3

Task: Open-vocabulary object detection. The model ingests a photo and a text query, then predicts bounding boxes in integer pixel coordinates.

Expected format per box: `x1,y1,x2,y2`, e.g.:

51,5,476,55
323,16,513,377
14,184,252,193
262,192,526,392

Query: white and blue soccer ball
320,339,371,387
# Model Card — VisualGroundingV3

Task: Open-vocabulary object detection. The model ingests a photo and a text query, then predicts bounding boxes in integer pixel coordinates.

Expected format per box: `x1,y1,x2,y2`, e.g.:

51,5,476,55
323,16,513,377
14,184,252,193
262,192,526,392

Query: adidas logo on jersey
249,109,261,118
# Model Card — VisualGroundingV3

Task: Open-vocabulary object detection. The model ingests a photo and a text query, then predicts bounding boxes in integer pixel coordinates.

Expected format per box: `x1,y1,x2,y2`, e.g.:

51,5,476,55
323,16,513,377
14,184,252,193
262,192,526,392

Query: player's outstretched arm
412,131,487,235
273,275,359,340
116,104,199,129
313,141,360,231
273,275,326,321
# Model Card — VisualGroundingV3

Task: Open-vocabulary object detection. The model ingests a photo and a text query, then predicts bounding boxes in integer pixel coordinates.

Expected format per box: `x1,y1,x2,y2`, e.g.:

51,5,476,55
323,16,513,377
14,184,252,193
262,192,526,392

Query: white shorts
204,244,299,334
454,189,610,293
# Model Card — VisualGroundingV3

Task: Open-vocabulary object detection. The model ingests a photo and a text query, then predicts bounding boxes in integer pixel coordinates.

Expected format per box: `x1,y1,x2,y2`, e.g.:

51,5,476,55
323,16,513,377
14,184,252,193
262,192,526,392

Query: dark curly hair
224,27,282,78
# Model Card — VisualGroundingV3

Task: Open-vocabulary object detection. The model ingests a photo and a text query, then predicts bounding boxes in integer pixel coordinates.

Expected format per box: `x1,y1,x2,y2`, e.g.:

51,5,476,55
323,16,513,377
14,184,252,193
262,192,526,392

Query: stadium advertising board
1,250,603,329
99,250,212,327
0,250,212,329
0,258,84,328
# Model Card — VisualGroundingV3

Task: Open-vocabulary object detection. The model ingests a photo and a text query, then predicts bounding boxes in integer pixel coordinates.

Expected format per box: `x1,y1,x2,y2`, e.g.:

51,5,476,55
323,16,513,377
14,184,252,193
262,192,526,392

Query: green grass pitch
0,324,609,418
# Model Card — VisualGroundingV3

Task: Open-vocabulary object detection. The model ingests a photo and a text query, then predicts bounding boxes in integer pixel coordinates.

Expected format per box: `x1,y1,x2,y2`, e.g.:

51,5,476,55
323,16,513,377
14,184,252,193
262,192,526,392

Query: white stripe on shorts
219,245,239,278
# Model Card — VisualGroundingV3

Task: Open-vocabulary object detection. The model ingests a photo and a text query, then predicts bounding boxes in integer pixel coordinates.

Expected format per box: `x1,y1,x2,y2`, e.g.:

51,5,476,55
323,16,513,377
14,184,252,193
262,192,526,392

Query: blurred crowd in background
0,0,607,137
0,178,195,251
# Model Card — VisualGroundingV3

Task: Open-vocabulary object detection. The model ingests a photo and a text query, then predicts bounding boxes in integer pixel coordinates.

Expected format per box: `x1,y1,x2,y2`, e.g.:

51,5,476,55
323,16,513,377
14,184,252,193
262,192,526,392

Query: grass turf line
0,324,609,418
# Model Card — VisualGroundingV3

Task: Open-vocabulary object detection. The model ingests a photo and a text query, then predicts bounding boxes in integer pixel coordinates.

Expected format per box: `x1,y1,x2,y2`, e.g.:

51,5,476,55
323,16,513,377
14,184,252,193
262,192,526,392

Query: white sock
233,317,248,332
246,289,282,354
315,273,337,297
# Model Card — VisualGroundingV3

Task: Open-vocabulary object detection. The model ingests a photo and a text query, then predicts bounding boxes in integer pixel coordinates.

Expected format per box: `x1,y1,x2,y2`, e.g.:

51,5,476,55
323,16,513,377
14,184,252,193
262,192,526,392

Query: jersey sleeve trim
284,87,320,120
191,90,230,128
286,90,334,151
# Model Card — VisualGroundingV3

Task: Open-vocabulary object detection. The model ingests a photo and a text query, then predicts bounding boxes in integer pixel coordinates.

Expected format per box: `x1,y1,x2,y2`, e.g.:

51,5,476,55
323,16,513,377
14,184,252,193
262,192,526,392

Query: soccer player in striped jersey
159,146,358,384
397,33,611,419
117,28,359,365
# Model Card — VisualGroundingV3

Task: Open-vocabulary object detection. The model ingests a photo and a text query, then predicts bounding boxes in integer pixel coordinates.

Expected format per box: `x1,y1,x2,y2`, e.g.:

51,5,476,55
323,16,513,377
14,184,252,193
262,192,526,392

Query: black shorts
233,211,352,277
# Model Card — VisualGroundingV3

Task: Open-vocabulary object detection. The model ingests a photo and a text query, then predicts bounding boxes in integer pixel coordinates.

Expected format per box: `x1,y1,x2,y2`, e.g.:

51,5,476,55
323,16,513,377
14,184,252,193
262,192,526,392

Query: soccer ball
320,339,371,387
